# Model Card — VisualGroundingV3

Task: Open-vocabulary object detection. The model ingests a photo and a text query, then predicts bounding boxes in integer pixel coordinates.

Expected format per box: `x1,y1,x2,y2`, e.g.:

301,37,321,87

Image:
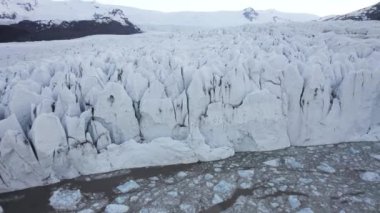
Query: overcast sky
97,0,379,16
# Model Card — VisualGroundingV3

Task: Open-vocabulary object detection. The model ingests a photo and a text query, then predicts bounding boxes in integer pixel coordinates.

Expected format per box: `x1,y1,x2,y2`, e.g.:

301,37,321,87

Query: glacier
0,21,380,192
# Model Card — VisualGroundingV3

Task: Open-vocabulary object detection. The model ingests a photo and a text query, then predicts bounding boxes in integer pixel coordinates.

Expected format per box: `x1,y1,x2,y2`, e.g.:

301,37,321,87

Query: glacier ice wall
0,21,380,192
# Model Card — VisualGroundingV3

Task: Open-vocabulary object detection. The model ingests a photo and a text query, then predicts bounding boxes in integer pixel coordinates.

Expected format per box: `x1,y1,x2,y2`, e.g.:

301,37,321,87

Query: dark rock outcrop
0,20,141,42
326,2,380,21
243,8,259,21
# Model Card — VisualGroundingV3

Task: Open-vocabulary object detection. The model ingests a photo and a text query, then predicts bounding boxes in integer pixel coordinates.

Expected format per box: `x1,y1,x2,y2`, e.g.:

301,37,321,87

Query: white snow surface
0,21,380,192
0,0,318,27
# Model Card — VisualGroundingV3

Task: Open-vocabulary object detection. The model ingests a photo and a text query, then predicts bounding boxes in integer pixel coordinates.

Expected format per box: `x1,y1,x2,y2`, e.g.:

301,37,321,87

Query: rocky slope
325,2,380,21
0,0,141,42
0,21,379,193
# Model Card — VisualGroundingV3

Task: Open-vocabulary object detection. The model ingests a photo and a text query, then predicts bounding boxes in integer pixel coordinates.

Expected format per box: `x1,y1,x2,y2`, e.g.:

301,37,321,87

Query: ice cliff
0,21,380,192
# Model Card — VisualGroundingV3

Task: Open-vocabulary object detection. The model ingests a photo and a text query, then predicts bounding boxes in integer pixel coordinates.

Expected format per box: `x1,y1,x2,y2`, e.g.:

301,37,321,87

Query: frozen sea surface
0,141,379,212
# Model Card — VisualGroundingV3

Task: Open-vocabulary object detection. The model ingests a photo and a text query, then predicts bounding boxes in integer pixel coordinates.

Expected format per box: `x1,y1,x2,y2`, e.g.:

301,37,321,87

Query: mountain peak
243,7,259,21
326,2,380,21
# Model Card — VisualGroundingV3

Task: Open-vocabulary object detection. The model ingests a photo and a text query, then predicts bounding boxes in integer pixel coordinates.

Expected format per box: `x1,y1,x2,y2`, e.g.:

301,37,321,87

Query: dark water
1,142,380,213
0,163,196,213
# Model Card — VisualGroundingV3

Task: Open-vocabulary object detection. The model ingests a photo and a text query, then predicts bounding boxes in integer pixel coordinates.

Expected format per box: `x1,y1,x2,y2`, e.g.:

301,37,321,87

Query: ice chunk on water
115,196,128,204
180,203,196,213
214,168,222,172
204,174,214,180
213,180,236,200
299,178,313,185
167,190,178,197
370,154,380,161
105,204,129,213
78,209,95,213
164,177,175,184
49,189,82,211
212,194,224,204
237,169,254,179
284,157,303,169
117,180,140,193
240,182,253,189
317,163,336,174
139,208,169,213
296,208,314,213
288,195,301,209
263,158,280,167
214,180,235,195
177,171,188,178
360,172,380,182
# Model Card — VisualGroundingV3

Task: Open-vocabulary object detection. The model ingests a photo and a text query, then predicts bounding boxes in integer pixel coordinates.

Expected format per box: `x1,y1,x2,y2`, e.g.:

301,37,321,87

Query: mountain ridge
0,0,142,42
1,0,319,27
324,2,380,21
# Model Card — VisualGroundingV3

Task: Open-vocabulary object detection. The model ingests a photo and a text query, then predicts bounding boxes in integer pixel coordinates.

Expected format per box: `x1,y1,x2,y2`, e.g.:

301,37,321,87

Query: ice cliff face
0,21,380,192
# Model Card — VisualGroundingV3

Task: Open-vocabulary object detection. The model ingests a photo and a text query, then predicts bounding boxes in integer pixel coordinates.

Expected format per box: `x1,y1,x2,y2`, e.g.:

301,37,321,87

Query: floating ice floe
317,163,336,174
176,171,188,178
78,209,95,213
263,159,280,167
237,169,255,179
296,208,314,213
284,157,304,169
49,189,82,211
370,154,380,161
179,203,196,213
104,204,129,213
117,180,140,193
288,195,301,209
213,180,236,201
204,174,214,180
212,194,224,204
360,172,380,182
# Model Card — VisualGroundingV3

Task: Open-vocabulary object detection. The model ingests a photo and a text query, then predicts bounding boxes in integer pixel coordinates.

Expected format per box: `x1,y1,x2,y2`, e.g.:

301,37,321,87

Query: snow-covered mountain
0,0,136,25
325,2,380,21
0,0,320,42
0,0,319,28
1,21,380,193
0,0,141,42
121,6,319,27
